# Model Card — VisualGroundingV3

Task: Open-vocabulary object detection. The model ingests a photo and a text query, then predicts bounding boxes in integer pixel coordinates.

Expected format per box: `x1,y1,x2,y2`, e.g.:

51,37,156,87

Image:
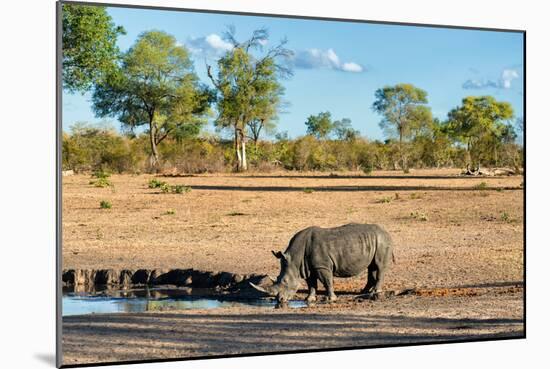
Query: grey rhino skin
250,223,394,304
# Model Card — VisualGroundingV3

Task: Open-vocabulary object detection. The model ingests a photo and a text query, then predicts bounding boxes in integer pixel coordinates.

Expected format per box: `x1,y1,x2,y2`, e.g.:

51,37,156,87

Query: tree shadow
183,185,521,192
62,310,524,365
214,174,516,180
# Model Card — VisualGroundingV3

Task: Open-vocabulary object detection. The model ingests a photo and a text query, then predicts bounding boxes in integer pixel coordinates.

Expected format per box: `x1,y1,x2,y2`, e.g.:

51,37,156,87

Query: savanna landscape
59,2,524,366
61,170,524,365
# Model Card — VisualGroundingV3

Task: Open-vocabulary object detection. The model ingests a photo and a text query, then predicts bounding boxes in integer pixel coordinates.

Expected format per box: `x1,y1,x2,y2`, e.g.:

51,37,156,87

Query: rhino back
307,224,391,277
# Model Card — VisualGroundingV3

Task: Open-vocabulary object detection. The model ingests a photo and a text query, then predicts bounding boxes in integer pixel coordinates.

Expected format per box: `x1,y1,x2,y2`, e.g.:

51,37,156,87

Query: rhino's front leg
317,269,337,302
305,275,318,302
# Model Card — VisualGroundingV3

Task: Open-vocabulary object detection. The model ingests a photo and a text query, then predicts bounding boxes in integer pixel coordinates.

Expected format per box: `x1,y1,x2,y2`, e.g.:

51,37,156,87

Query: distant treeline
62,122,523,174
61,4,524,175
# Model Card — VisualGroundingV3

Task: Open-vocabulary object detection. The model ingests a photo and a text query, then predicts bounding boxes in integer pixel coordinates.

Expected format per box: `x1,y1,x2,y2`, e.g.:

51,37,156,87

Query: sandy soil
62,286,523,365
62,169,524,291
61,169,524,365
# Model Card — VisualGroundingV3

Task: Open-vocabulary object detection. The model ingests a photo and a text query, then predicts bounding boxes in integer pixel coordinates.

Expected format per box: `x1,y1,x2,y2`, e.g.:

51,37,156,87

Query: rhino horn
249,282,270,294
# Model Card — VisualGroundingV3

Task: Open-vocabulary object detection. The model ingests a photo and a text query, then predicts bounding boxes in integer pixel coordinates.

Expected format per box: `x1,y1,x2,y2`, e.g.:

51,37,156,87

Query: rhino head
249,250,300,305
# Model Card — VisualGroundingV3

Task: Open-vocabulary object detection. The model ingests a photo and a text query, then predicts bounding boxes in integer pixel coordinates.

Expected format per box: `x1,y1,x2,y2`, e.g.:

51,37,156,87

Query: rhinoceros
250,223,394,304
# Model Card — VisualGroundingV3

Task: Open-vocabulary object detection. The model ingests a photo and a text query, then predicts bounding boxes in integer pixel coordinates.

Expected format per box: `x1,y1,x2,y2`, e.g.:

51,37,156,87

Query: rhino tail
392,251,396,264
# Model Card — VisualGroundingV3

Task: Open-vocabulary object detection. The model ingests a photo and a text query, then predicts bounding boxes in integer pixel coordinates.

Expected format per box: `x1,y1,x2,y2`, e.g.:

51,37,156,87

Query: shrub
99,200,112,209
159,183,171,193
148,178,166,188
474,182,488,190
173,185,191,194
90,177,112,188
150,179,191,194
410,211,428,221
89,169,113,187
63,122,145,173
500,211,512,222
92,169,111,179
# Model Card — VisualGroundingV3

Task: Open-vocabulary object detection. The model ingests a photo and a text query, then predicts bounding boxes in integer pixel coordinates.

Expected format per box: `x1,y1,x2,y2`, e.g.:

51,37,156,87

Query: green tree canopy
333,118,360,141
444,96,514,166
246,85,285,145
207,27,292,171
92,30,213,169
62,4,125,93
372,83,432,171
305,111,333,139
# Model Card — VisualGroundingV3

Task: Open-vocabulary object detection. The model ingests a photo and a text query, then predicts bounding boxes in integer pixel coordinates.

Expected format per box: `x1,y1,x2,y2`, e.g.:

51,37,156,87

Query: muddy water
62,286,306,316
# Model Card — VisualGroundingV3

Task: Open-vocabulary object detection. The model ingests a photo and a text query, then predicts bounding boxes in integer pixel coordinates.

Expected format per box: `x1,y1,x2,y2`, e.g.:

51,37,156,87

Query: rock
74,269,95,285
232,274,244,284
217,272,234,287
149,269,170,284
154,269,193,286
62,268,252,291
131,269,151,285
119,270,134,287
94,269,120,285
191,271,216,288
63,270,75,285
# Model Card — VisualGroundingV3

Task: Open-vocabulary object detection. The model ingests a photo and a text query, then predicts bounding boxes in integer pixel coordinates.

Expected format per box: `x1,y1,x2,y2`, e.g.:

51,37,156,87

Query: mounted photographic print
57,1,525,367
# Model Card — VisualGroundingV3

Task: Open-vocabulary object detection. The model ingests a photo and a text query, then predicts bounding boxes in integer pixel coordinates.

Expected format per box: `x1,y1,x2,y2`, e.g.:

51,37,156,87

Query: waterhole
62,286,306,316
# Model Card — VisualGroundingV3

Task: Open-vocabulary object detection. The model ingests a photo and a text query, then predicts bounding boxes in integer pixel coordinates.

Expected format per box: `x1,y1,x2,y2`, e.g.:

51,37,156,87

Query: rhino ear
272,250,284,259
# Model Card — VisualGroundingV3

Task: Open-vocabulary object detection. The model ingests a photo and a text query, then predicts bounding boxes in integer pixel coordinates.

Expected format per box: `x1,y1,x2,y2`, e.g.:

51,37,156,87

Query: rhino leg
361,266,377,295
373,267,386,295
305,275,318,302
371,247,392,298
317,269,337,302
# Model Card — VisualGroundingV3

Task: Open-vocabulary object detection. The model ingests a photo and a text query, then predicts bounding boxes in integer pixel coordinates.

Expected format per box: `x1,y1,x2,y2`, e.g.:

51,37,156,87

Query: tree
444,96,514,168
62,3,125,93
333,118,360,141
92,31,213,169
372,84,432,172
305,112,333,139
246,85,285,146
207,27,292,171
409,118,454,168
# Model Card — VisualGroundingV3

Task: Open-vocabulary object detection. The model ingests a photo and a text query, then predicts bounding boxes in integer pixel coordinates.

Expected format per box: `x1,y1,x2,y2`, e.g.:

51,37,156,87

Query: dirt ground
61,169,524,365
62,287,524,365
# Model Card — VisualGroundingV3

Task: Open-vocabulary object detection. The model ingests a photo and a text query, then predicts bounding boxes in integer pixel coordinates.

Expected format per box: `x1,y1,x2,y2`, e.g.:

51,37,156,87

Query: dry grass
62,169,524,291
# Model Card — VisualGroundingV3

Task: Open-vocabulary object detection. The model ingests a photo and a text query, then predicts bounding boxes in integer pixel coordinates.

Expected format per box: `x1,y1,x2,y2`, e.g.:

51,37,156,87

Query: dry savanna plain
61,169,524,365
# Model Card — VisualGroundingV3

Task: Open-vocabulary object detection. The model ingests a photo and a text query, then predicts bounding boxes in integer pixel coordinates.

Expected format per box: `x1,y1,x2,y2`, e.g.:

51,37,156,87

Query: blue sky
62,5,524,140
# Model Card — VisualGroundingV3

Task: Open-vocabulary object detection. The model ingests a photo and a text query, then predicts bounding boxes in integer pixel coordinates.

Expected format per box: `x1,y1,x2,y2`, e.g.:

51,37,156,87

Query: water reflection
62,287,306,316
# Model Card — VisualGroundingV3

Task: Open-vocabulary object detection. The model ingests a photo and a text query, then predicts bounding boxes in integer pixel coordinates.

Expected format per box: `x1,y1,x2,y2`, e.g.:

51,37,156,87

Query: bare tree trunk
241,132,248,171
149,123,160,172
253,119,264,146
235,128,242,171
399,129,408,173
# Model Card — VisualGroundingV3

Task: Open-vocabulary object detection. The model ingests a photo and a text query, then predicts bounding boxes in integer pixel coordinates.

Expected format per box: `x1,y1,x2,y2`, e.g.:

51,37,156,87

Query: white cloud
500,69,519,89
205,34,234,52
463,68,521,90
291,48,364,73
462,79,498,89
341,62,363,73
186,34,234,58
326,49,340,66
